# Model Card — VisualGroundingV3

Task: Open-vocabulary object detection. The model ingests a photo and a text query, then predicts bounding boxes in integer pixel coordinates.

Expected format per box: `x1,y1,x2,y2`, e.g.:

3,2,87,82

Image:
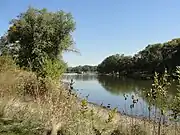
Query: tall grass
0,56,79,134
0,56,180,135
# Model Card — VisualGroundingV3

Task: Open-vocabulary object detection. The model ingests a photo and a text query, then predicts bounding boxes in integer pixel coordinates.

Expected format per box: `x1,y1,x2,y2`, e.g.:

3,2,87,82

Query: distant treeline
97,38,180,79
66,65,97,73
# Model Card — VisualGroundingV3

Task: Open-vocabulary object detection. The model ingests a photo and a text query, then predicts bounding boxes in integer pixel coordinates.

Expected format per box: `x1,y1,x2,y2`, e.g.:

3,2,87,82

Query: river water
63,74,178,118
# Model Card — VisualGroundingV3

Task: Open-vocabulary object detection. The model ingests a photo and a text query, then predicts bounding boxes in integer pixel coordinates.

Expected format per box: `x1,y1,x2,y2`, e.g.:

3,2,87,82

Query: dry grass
0,56,180,135
0,57,78,134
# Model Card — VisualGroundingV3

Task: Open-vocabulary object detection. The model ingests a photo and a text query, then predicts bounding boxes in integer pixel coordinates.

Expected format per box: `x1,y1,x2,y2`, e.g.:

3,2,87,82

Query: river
63,74,178,119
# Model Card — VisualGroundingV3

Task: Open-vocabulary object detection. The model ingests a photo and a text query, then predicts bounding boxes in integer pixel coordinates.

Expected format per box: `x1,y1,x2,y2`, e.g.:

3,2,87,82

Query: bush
0,67,78,134
0,56,17,72
42,59,67,80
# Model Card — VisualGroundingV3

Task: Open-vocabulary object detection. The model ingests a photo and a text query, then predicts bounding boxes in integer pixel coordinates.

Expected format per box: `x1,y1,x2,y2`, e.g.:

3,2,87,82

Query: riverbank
0,66,179,135
87,101,180,133
1,95,179,135
69,86,180,135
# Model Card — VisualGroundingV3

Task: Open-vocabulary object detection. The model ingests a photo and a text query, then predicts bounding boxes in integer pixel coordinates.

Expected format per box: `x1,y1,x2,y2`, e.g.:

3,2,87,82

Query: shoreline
63,72,154,80
62,80,177,126
86,100,180,132
62,82,170,124
87,101,157,123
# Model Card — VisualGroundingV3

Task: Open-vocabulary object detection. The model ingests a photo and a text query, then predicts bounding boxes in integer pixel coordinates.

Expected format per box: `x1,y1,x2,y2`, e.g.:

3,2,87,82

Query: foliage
0,35,9,55
97,38,180,79
97,54,123,74
67,65,97,73
0,7,76,78
170,66,180,121
42,59,67,80
106,107,117,123
145,70,170,113
142,68,180,135
0,56,17,72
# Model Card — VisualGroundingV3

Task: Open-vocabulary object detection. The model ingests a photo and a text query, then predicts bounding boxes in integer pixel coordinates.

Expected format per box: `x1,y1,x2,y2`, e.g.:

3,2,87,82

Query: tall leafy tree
97,38,180,79
1,7,76,78
67,65,97,73
97,54,121,74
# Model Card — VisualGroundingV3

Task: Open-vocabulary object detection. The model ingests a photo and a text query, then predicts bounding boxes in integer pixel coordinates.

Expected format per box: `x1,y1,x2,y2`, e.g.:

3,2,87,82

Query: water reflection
63,74,178,99
62,74,179,117
97,75,179,97
97,75,152,95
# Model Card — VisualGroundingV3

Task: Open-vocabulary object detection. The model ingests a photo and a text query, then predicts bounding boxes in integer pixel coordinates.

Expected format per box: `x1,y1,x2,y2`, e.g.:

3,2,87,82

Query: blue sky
1,0,180,66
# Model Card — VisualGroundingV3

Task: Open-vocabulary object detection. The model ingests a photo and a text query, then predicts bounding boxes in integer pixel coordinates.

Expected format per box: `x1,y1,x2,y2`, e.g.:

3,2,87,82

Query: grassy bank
0,57,180,135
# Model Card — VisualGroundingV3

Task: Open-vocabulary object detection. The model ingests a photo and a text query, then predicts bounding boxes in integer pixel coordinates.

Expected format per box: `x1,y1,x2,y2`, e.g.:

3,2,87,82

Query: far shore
63,72,154,80
63,72,97,75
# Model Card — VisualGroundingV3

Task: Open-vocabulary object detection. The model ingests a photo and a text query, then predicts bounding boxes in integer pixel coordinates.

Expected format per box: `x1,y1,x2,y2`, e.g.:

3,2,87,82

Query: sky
1,0,180,67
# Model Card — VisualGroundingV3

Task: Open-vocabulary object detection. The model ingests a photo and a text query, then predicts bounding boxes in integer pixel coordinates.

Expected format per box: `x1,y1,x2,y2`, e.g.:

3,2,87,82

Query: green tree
67,65,97,73
117,55,132,75
97,38,180,79
97,54,121,74
1,7,76,78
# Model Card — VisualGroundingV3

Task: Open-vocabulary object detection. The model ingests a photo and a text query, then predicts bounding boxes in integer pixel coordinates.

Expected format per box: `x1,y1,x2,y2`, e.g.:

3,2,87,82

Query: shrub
42,59,67,80
0,56,17,72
